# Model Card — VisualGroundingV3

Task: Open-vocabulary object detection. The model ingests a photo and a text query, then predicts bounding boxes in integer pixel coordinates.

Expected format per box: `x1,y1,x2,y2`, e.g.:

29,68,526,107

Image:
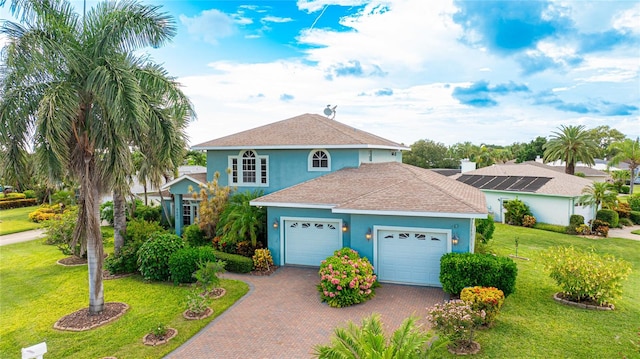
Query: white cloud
613,3,640,33
179,9,237,44
296,0,370,13
262,16,293,23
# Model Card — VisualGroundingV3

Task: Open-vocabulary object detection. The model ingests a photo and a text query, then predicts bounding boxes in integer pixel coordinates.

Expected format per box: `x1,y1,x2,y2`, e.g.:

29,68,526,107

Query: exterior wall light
273,219,279,229
365,228,372,241
452,233,459,245
342,222,348,232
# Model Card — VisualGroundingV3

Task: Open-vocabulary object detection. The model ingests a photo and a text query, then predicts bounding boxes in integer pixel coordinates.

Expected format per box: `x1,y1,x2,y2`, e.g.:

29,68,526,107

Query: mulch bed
250,266,279,276
54,302,129,331
204,288,226,299
102,269,133,280
57,253,108,267
143,328,178,346
553,292,614,310
183,307,214,320
448,341,481,355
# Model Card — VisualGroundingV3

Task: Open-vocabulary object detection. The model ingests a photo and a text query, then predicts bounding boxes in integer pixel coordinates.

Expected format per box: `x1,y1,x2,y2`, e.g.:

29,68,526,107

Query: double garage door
283,219,448,286
284,219,342,266
377,229,448,286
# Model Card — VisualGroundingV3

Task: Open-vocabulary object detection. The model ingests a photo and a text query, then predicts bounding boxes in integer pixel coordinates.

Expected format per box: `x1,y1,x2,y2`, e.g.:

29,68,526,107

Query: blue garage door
377,229,448,286
284,219,342,266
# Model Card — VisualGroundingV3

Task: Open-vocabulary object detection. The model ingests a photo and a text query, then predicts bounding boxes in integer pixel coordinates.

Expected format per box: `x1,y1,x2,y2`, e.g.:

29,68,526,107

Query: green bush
134,203,162,222
440,253,518,296
100,201,114,225
475,214,495,244
51,190,74,205
212,250,253,273
533,222,567,234
183,224,208,247
318,248,378,308
137,233,185,281
541,246,632,305
23,190,36,199
620,185,630,194
504,198,532,226
460,286,505,326
570,214,584,227
105,219,166,275
629,211,640,225
43,207,82,257
0,198,37,209
596,209,619,228
628,195,640,212
619,217,634,227
168,247,217,284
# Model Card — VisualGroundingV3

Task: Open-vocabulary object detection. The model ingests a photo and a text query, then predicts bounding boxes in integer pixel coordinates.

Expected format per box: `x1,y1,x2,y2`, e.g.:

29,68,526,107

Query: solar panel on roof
493,176,519,190
457,175,476,184
474,176,497,188
509,176,538,190
482,176,505,189
521,177,552,192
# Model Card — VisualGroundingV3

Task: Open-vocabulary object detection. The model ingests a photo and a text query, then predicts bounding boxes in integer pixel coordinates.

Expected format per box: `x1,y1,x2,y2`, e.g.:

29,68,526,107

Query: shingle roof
192,113,408,150
454,163,593,196
523,161,609,177
252,162,487,217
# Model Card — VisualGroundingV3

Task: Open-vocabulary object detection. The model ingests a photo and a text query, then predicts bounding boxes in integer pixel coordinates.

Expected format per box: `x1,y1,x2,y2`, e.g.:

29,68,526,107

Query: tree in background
608,137,640,195
588,125,626,159
543,125,598,175
515,136,547,163
0,0,192,313
184,150,207,166
403,139,460,169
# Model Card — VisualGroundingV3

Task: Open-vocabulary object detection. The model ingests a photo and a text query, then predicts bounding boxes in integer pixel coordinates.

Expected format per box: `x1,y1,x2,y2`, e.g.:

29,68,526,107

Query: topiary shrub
169,247,217,284
318,248,378,308
440,253,518,297
504,198,532,226
182,224,208,247
460,286,505,327
596,209,619,228
212,250,253,273
629,211,640,225
137,233,185,281
566,214,585,234
541,246,632,306
522,215,536,228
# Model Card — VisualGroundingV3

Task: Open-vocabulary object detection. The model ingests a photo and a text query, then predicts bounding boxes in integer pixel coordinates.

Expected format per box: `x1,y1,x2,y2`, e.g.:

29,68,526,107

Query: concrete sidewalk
0,229,46,246
608,224,640,241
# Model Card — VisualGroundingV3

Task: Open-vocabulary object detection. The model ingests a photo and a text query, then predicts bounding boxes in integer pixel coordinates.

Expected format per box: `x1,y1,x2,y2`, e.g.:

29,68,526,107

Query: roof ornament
323,105,337,120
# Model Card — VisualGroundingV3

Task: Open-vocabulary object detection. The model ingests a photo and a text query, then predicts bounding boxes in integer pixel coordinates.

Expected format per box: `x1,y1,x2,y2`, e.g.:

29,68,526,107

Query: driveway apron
167,266,445,358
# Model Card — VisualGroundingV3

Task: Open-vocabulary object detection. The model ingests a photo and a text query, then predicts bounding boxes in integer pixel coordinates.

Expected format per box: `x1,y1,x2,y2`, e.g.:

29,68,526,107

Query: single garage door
377,229,448,286
284,219,342,266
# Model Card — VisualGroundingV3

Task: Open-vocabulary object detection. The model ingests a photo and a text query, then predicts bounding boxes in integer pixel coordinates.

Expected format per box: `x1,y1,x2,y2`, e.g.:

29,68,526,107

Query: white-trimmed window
228,150,269,186
308,149,331,171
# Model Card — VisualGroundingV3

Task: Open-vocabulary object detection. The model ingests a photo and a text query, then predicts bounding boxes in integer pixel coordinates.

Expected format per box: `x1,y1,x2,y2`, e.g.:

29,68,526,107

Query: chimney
460,159,477,173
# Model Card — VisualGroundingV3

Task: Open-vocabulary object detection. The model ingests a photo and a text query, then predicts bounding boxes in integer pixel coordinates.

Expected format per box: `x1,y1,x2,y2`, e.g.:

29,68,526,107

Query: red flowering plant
460,286,505,326
318,247,378,308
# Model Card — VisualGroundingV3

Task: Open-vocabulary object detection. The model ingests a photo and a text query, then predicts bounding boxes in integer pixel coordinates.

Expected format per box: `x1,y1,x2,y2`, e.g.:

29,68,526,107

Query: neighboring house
163,113,487,287
454,163,596,226
531,158,609,182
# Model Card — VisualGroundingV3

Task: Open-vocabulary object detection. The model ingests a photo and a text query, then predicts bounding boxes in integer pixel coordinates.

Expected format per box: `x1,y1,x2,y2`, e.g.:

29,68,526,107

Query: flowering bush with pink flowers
318,247,378,308
427,300,486,350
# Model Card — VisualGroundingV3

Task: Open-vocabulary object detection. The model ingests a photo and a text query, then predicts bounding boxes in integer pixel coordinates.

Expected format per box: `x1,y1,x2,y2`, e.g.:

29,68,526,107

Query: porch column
174,194,183,236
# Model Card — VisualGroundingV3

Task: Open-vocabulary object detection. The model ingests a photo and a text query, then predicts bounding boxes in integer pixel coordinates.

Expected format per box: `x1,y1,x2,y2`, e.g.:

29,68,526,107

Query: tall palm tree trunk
113,189,126,255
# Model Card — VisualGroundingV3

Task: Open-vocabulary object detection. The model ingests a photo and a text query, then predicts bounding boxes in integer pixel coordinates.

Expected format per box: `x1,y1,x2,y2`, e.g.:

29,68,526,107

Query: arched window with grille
308,149,331,171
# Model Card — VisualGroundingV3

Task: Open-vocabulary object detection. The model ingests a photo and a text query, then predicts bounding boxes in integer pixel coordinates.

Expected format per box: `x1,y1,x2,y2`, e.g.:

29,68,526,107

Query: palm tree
608,137,640,195
579,182,618,211
0,0,193,314
543,125,598,175
217,190,266,248
314,313,444,359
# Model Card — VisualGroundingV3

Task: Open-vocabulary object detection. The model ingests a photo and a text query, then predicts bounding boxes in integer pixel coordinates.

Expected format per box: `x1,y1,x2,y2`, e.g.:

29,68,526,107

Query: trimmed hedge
440,253,518,297
533,222,567,234
0,198,37,210
168,247,217,284
137,233,185,281
596,209,619,228
212,250,253,273
630,211,640,225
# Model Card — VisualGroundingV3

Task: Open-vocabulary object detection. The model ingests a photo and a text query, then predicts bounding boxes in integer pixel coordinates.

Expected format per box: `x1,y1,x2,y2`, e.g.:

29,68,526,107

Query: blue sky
1,0,639,147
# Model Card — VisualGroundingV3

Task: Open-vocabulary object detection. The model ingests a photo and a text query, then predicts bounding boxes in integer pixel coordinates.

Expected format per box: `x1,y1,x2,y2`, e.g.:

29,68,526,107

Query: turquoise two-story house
163,113,487,287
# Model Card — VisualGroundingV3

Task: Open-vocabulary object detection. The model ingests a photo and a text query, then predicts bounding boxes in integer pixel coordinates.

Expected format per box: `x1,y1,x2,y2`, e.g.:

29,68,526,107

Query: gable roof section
454,163,592,197
251,162,487,218
192,113,409,151
523,161,609,177
161,172,207,190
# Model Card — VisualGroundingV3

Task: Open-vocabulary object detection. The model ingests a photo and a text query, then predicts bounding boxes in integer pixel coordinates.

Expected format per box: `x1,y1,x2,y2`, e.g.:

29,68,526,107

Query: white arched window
308,149,331,171
228,150,269,186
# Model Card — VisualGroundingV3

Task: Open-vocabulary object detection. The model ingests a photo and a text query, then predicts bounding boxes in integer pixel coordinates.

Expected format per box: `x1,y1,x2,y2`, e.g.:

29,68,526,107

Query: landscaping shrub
615,202,631,219
212,250,253,273
0,198,37,209
620,217,634,227
43,206,83,257
522,214,536,228
475,214,495,244
630,211,640,225
193,260,226,295
28,205,61,222
216,190,266,252
51,190,74,205
621,185,630,194
318,248,378,308
440,253,518,297
504,198,532,226
427,300,485,350
100,201,114,225
575,224,591,235
252,248,274,272
628,195,640,212
105,219,166,275
193,171,231,239
137,233,185,281
168,247,217,284
134,203,162,222
182,224,208,247
590,219,610,237
533,222,567,234
566,214,585,234
460,286,505,326
596,209,619,228
541,246,632,306
23,190,36,199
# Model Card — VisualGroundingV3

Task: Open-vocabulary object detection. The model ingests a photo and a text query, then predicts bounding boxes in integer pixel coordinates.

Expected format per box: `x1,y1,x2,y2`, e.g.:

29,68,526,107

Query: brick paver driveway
167,266,445,358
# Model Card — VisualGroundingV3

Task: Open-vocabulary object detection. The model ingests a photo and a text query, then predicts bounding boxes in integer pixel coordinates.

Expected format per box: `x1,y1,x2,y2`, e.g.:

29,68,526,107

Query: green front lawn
466,224,640,358
0,240,249,359
0,206,42,235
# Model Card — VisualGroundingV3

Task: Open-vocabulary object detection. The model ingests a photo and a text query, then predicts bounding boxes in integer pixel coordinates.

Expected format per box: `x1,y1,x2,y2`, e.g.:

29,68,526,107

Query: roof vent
323,105,337,120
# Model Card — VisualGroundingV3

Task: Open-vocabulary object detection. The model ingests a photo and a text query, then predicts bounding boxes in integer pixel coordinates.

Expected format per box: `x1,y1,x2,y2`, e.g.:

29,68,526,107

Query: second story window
308,149,331,172
229,150,268,186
